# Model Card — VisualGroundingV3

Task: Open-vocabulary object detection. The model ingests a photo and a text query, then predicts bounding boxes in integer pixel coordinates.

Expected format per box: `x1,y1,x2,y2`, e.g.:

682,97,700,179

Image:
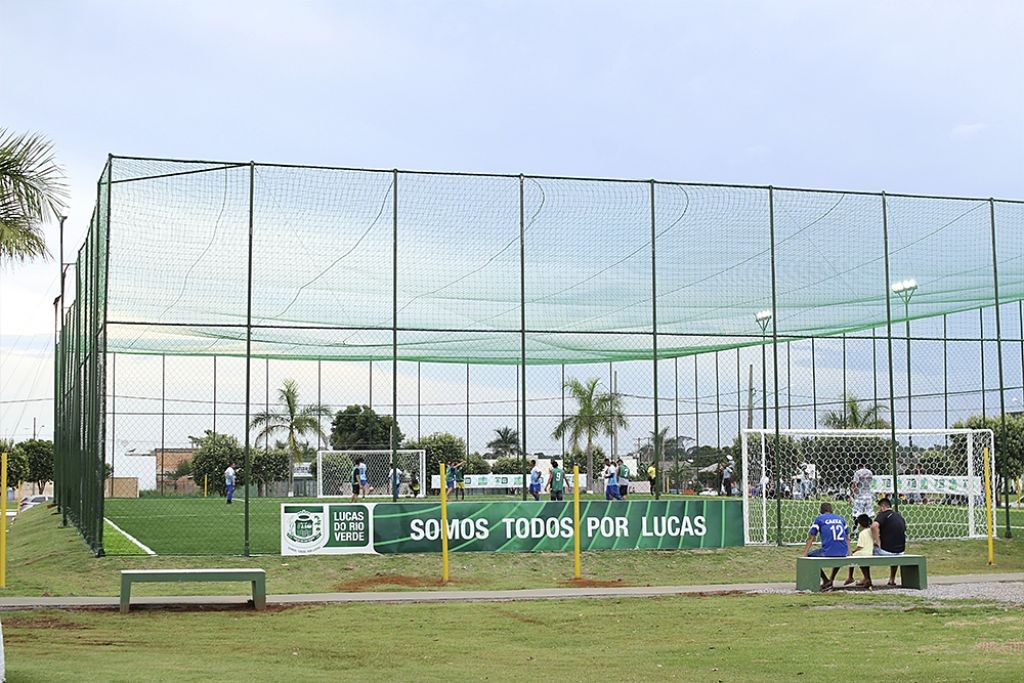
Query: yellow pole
573,465,581,579
1,452,8,588
982,447,995,566
204,474,208,498
439,463,449,583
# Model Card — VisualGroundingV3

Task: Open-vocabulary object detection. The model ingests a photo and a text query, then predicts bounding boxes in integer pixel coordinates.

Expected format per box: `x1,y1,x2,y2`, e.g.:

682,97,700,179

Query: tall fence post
650,179,661,500
988,198,1012,538
519,175,528,499
881,192,901,511
243,161,255,556
391,170,399,501
768,187,782,545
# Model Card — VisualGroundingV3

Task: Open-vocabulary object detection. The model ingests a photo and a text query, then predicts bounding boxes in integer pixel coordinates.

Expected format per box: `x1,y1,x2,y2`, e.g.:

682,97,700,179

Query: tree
464,453,491,475
189,431,244,496
562,444,607,474
953,413,1024,480
404,432,465,489
4,448,30,490
821,394,889,429
330,405,403,450
15,439,53,494
0,129,66,264
251,445,291,497
251,379,330,493
171,459,192,480
552,377,627,491
490,456,523,475
486,427,520,457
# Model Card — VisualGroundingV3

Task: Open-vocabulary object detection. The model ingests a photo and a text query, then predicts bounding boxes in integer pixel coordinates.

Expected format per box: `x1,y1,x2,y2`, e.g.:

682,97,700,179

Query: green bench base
796,555,927,592
120,569,267,614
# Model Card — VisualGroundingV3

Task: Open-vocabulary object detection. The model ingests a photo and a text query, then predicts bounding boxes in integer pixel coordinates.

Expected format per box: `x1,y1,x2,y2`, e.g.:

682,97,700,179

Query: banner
281,499,743,555
871,474,981,495
429,473,538,489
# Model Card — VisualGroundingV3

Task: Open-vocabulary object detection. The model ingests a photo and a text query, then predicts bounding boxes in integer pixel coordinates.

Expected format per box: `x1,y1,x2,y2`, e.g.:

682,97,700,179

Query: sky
2,0,1023,447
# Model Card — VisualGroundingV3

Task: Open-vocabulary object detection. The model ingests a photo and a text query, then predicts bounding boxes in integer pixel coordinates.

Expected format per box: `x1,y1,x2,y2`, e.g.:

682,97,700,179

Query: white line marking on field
104,517,157,555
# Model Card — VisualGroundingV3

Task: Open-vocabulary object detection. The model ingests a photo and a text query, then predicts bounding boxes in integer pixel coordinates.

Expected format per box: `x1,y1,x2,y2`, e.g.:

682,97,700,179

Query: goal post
316,450,427,498
741,428,995,545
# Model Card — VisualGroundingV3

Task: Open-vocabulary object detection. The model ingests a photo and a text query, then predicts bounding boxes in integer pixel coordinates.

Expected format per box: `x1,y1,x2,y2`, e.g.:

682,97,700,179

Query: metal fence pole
768,187,783,544
811,337,818,428
519,175,527,499
391,170,399,501
694,355,699,449
942,315,948,429
715,351,721,447
243,161,255,556
110,352,115,497
213,356,218,434
881,192,901,511
160,354,165,495
650,180,661,500
988,199,1012,538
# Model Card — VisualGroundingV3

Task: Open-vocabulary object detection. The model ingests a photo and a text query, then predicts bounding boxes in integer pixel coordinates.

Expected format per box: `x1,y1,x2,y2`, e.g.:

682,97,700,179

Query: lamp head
891,278,918,294
754,310,772,323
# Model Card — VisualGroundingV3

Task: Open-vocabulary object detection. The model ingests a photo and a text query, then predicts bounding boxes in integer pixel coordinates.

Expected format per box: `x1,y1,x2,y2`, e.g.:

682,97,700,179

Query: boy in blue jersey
801,502,849,590
604,458,622,500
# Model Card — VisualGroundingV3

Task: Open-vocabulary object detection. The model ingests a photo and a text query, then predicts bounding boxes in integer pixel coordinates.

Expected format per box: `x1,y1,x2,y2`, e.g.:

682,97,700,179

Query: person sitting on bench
872,497,907,586
844,514,875,589
801,502,849,590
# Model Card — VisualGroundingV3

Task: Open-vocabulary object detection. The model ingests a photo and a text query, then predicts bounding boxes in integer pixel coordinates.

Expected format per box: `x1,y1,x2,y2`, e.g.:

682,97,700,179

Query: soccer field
101,495,1024,556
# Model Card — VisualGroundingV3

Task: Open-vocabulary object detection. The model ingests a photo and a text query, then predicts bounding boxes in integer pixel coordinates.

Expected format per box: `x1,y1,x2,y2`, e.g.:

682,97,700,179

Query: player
445,461,457,498
350,457,365,502
617,459,630,499
851,462,874,519
454,460,467,501
224,463,236,504
801,502,849,590
389,465,404,499
604,458,622,500
528,459,542,501
409,471,421,498
721,458,735,497
646,463,657,497
547,460,565,501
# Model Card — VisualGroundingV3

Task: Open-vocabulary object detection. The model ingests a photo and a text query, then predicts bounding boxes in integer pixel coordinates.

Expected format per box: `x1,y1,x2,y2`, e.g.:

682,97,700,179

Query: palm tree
250,379,330,493
821,393,889,429
552,377,628,491
0,129,66,264
487,426,520,457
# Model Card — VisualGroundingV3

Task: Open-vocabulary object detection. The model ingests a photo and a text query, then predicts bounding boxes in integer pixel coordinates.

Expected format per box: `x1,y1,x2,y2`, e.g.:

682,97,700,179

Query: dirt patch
975,641,1024,654
334,573,469,591
489,607,545,625
1,615,90,630
560,577,631,588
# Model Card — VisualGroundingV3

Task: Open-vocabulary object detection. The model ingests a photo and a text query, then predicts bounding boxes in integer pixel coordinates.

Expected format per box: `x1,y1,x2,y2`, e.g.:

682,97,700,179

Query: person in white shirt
224,464,236,504
603,459,621,501
851,462,874,518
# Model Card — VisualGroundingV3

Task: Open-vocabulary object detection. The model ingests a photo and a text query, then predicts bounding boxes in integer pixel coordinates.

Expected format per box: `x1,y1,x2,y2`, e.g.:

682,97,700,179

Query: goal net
741,429,996,545
316,450,427,498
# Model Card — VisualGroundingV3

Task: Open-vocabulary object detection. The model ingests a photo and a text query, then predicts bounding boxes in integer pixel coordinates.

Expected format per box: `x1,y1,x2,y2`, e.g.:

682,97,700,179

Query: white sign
872,475,981,495
430,473,577,489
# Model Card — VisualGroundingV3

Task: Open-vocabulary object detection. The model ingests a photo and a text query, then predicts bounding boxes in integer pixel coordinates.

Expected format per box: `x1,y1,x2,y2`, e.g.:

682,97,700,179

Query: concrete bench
120,569,267,614
796,555,927,592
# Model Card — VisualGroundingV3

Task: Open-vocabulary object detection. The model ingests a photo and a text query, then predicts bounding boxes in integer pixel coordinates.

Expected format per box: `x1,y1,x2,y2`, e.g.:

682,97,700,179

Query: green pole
880,192,900,512
243,162,255,556
768,187,783,545
519,175,527,501
650,180,661,501
988,198,1012,538
392,170,399,502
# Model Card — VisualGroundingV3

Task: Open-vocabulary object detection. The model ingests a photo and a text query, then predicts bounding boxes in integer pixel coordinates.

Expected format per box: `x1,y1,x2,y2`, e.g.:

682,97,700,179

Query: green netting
92,157,1023,364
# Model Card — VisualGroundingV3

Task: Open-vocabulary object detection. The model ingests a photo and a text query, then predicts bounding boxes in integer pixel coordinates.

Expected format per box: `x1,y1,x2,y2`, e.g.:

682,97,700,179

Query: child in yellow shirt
844,514,874,589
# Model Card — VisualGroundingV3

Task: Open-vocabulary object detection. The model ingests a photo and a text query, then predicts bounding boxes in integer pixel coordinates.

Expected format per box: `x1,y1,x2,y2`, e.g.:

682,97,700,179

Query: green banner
281,500,743,555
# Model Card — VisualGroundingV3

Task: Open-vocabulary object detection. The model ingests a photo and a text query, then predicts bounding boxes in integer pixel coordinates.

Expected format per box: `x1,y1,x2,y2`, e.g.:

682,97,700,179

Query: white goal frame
316,449,427,498
741,428,997,546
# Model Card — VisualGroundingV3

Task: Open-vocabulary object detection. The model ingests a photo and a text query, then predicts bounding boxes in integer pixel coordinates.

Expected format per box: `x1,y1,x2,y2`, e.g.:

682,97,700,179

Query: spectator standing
224,463,236,504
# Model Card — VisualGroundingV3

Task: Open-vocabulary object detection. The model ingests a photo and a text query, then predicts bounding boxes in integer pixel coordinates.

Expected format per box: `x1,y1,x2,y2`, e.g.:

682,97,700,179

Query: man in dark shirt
871,497,907,586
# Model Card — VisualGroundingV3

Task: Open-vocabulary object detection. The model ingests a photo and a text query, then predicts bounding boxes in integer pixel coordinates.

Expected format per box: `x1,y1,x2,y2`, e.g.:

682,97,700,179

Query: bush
490,456,524,475
189,431,244,496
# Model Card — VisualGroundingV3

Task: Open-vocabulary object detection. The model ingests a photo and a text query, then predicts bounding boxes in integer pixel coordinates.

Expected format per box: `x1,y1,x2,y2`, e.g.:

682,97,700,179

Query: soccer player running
453,460,467,501
850,461,875,522
547,460,566,501
528,459,542,501
801,502,849,591
224,463,236,504
604,458,622,501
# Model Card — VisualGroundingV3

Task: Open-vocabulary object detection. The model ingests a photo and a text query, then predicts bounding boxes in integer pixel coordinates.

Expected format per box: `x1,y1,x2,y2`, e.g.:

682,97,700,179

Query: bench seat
120,568,267,614
796,554,926,592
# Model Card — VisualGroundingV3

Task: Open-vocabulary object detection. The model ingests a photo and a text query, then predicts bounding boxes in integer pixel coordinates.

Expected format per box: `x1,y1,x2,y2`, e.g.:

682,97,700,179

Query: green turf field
4,594,1023,682
101,494,1024,556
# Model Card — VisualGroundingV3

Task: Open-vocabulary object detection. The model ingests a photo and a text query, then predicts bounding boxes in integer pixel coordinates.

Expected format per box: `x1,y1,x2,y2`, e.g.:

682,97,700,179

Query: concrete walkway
1,572,1021,611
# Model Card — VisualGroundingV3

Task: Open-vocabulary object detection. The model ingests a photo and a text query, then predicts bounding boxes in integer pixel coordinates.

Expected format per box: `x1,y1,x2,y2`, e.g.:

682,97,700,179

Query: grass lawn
101,493,1024,555
4,506,1023,599
3,593,1024,682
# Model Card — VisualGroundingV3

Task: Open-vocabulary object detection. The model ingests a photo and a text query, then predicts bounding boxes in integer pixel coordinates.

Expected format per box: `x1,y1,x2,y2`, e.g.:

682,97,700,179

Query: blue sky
2,0,1023,444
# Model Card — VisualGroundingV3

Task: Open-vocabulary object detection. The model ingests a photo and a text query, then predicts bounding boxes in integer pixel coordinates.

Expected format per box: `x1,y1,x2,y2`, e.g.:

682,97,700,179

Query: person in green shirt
547,460,566,501
617,459,631,499
453,460,466,501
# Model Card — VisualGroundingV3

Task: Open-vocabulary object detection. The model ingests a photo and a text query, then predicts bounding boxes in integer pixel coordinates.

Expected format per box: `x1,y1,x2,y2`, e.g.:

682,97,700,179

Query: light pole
755,310,772,430
892,279,918,472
